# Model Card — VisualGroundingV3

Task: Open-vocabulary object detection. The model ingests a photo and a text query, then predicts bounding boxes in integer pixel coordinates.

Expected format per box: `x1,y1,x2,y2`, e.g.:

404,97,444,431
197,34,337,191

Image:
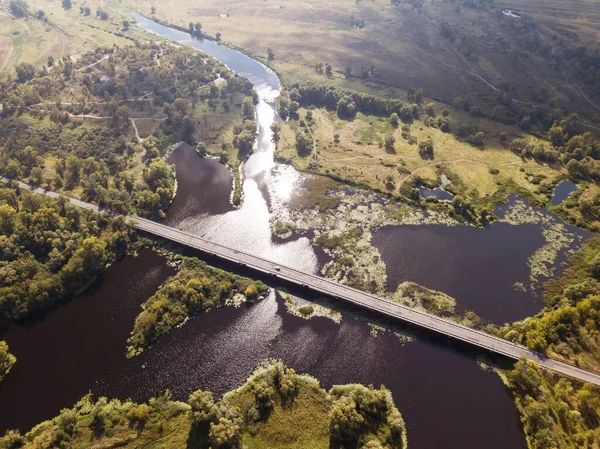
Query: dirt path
75,55,109,72
130,118,143,143
318,152,523,185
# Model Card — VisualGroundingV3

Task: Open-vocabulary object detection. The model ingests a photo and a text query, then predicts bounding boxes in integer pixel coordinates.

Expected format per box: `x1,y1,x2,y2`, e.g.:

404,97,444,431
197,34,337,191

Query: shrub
127,404,150,423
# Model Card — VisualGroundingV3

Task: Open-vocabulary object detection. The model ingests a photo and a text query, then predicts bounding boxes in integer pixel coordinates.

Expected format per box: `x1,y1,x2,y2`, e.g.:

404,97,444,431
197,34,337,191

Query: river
0,250,526,449
0,14,585,449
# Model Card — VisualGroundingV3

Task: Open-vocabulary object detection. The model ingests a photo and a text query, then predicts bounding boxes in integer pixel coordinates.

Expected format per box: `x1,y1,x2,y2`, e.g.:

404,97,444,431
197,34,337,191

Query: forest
0,42,254,217
0,183,133,329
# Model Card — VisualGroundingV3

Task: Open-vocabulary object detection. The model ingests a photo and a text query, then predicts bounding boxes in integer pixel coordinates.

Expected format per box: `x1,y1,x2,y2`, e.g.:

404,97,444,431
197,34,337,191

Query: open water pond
551,180,577,206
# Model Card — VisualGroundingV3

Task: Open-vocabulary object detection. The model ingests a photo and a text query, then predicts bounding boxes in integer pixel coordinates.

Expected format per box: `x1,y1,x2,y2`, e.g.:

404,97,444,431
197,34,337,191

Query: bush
127,404,150,423
189,390,216,424
298,304,314,315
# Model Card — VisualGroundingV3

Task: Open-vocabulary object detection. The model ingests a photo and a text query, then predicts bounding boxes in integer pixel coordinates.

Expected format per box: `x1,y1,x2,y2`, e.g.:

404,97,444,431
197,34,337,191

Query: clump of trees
281,83,418,122
0,184,133,329
329,384,407,448
0,44,253,218
506,359,600,449
126,257,268,355
188,22,202,39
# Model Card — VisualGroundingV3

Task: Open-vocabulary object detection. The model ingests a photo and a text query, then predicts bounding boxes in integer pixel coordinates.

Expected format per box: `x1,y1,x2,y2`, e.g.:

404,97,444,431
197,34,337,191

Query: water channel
0,14,589,449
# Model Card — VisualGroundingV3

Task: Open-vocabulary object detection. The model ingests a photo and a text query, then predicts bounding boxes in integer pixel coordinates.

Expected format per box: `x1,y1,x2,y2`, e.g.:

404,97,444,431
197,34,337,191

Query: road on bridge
4,176,600,387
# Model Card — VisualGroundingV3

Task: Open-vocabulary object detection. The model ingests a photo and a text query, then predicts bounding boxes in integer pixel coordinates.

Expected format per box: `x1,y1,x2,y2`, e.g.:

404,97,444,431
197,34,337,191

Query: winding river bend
0,14,590,449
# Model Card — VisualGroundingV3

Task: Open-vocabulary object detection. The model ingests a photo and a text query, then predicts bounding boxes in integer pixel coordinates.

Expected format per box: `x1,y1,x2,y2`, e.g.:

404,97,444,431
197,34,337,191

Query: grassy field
0,0,142,76
114,0,600,121
277,105,564,209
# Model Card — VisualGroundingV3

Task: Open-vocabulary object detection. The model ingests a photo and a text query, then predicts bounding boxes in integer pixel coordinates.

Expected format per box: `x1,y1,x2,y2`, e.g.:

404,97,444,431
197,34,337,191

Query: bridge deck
4,177,600,386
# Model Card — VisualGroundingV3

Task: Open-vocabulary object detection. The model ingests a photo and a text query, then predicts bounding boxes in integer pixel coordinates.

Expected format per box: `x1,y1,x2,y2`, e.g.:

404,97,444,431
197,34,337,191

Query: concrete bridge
5,176,600,387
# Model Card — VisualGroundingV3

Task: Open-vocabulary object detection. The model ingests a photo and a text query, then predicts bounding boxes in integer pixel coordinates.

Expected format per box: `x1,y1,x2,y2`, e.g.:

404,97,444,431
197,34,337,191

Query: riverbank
126,254,269,357
0,360,407,449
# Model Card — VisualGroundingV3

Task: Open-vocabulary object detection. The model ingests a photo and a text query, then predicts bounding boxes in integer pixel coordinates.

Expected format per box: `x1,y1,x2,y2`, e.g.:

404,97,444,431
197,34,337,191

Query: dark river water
0,251,526,449
0,14,588,449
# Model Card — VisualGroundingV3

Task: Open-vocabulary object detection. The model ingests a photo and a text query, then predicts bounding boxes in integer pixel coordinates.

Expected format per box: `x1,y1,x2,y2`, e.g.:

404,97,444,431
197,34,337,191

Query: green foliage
14,62,36,83
295,130,313,156
0,43,252,218
290,83,417,123
0,341,16,383
418,138,434,159
127,257,268,355
329,384,407,449
189,390,217,424
0,185,133,328
0,394,191,449
506,360,600,449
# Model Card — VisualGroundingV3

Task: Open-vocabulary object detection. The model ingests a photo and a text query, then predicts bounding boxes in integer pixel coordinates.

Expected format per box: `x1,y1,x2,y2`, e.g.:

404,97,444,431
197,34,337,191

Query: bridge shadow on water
171,236,519,373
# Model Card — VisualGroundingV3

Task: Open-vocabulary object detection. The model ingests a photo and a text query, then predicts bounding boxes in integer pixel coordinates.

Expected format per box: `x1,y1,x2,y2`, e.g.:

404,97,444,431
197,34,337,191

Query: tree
385,135,396,153
189,390,216,424
295,131,313,156
196,141,207,157
336,96,357,119
216,32,221,42
209,407,242,448
325,63,332,77
330,396,365,442
389,112,399,127
271,123,281,144
267,48,275,61
424,102,435,116
62,0,72,10
30,167,44,186
14,62,36,83
418,138,434,159
0,341,16,382
151,6,156,14
242,97,254,119
345,66,352,79
0,204,16,235
112,105,131,130
9,0,28,18
122,20,130,30
127,404,150,424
